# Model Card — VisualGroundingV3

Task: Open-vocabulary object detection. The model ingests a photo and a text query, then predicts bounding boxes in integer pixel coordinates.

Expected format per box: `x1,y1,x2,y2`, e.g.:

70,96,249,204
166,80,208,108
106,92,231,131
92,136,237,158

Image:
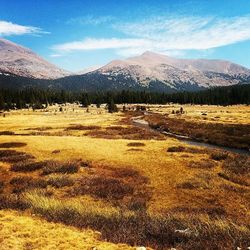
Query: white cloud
52,38,152,52
53,15,250,57
49,54,63,58
0,20,48,36
67,15,114,25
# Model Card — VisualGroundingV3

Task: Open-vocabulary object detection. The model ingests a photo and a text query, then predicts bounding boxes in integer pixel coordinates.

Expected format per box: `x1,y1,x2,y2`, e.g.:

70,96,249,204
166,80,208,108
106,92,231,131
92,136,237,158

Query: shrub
42,161,79,175
176,180,207,189
74,176,134,200
222,155,249,175
65,125,101,131
167,146,185,152
0,131,15,135
210,151,228,161
0,150,34,163
188,160,215,169
10,176,47,193
46,174,74,188
0,180,4,193
10,161,46,172
0,142,27,148
127,142,145,147
0,194,29,210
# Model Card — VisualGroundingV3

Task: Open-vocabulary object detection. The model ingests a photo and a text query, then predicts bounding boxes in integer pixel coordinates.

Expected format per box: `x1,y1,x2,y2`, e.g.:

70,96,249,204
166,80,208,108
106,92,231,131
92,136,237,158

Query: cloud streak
67,15,114,26
53,15,250,57
0,20,48,36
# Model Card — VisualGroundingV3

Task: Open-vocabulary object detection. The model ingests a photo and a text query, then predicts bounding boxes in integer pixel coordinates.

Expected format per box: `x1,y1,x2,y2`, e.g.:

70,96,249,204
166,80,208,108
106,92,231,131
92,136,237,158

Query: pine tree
107,98,118,113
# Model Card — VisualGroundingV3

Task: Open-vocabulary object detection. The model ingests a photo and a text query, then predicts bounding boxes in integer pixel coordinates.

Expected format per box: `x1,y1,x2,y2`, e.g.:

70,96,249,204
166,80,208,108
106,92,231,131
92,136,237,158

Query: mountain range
0,38,249,92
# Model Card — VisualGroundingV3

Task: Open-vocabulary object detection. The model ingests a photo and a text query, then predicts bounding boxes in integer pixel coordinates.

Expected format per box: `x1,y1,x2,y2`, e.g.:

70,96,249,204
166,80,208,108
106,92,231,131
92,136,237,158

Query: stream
132,116,250,156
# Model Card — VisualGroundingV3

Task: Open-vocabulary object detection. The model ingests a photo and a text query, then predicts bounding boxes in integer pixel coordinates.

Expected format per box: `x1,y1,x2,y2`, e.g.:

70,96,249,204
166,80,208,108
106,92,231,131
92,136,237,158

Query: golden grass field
0,104,249,249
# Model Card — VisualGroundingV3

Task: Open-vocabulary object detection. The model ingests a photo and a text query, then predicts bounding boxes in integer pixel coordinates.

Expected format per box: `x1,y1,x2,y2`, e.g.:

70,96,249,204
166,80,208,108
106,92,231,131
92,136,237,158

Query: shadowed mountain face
0,38,70,79
0,39,249,92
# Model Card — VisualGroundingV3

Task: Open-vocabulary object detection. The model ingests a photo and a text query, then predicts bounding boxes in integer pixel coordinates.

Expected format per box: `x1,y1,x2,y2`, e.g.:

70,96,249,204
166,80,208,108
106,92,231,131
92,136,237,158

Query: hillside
0,38,70,79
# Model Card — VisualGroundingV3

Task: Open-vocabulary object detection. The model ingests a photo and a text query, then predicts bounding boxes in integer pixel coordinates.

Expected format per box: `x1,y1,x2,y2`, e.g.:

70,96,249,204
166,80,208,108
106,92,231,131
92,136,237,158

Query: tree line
0,84,249,110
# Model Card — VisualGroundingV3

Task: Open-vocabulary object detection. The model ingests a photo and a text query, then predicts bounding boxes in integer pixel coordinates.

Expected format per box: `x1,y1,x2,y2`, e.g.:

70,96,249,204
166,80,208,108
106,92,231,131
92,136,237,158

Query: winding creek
132,116,250,156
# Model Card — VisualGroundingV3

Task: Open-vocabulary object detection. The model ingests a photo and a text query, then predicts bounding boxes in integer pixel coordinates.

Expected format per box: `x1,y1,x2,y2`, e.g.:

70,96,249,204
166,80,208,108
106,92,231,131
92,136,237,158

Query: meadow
0,104,249,249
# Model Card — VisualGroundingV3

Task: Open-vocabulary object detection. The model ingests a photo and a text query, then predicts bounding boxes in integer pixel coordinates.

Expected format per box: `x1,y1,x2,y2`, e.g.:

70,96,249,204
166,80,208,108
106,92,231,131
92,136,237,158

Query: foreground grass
0,210,133,250
23,190,250,249
0,105,250,249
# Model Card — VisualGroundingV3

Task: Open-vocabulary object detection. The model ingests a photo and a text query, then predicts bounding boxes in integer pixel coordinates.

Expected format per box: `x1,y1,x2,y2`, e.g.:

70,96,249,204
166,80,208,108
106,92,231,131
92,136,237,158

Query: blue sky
1,0,250,72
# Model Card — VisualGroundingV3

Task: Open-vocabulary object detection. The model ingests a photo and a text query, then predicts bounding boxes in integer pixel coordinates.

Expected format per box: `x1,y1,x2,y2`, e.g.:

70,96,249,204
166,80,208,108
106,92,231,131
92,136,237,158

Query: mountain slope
0,38,70,79
0,44,249,92
94,51,250,90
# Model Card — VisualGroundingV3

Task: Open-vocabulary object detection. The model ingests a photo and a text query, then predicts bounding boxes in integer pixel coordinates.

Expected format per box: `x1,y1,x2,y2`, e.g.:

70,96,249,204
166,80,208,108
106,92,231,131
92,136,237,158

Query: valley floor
0,104,249,249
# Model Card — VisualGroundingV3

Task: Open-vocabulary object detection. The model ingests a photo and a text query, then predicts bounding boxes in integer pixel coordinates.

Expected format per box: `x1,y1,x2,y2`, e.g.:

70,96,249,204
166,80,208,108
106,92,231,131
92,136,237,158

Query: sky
0,0,250,72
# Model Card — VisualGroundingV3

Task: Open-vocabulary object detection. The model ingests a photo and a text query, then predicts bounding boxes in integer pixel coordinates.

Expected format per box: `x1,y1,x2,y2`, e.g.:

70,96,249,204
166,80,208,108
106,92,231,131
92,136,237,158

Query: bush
46,174,74,188
0,142,27,148
188,160,215,169
127,142,145,147
210,151,228,161
42,161,79,175
0,131,15,135
10,161,46,172
0,150,34,163
176,180,208,189
167,146,185,152
65,125,101,130
74,176,134,200
10,176,47,193
0,194,29,210
223,155,249,175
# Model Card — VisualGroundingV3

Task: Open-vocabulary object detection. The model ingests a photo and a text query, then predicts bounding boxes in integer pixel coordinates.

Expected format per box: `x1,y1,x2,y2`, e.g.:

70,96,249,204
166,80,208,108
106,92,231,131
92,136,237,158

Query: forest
0,83,249,110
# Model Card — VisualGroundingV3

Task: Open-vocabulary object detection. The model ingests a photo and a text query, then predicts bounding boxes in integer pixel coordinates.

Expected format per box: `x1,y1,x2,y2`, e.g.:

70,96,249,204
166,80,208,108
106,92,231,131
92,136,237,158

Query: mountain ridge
0,38,70,79
0,38,249,92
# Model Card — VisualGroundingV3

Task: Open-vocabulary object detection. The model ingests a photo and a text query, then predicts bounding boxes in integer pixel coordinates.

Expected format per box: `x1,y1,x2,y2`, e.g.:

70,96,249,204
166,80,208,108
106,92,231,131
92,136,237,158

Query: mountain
75,65,102,75
94,51,250,91
52,51,250,92
0,41,249,92
0,38,70,79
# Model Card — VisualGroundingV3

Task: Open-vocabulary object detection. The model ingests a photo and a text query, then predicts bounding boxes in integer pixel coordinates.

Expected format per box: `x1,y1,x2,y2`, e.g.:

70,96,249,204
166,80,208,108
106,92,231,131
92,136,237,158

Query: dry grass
0,210,133,250
0,104,249,249
22,190,250,249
